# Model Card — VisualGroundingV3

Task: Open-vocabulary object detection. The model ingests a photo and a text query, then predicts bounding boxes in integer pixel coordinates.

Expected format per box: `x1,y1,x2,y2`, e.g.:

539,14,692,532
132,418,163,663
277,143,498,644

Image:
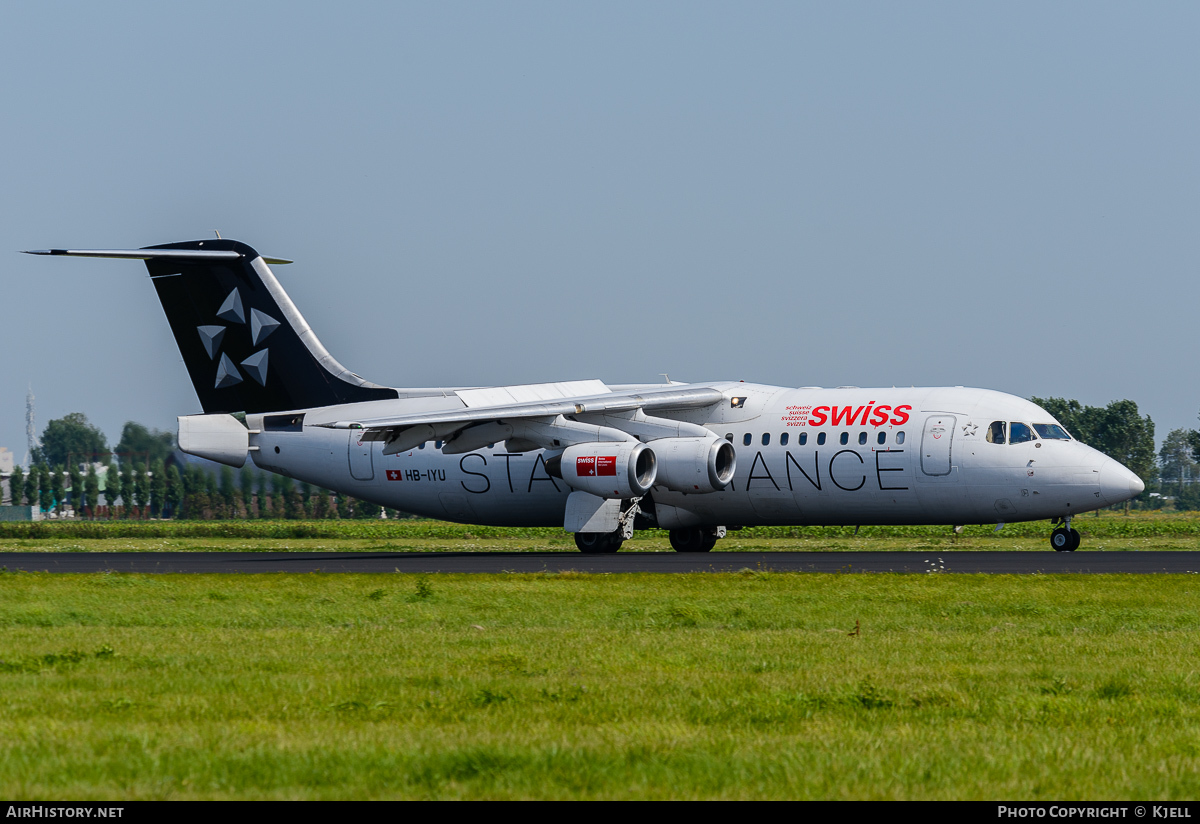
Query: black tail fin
141,239,398,414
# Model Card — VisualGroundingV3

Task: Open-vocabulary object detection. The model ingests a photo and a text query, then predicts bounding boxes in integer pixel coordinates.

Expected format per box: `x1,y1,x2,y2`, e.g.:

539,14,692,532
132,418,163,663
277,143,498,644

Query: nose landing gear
1050,517,1080,552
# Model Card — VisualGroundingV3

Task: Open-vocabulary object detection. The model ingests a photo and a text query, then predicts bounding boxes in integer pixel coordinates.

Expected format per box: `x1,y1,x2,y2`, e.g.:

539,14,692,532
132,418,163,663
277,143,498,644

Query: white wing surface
317,383,728,454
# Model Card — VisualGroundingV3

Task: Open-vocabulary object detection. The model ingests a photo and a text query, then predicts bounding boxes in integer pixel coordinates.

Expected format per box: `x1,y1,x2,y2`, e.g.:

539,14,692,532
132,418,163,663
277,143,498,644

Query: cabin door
348,432,375,481
920,415,955,476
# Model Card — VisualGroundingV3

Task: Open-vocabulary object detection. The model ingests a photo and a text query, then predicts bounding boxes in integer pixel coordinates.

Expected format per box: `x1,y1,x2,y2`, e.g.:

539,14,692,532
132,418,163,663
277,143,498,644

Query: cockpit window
1009,422,1035,444
1033,424,1071,440
986,421,1007,444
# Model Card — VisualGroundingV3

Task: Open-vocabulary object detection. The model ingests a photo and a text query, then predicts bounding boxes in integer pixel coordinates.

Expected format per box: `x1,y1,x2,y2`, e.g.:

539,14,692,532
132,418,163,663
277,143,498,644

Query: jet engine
651,436,736,494
549,442,657,498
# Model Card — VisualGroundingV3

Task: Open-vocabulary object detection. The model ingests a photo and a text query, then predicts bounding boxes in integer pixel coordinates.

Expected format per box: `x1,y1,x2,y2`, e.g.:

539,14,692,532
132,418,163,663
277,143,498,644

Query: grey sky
2,2,1197,461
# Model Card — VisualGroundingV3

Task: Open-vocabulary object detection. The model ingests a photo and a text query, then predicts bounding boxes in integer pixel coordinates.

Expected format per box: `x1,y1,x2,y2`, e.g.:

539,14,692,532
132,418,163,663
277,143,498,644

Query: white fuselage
245,383,1140,528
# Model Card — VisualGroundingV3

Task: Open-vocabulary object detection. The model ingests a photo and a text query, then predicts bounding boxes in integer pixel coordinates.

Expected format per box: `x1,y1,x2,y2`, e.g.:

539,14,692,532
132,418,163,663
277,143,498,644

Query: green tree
355,498,381,519
50,466,65,517
204,472,219,517
182,466,203,518
150,459,167,518
36,464,51,514
164,464,183,518
258,472,272,518
28,466,40,510
35,413,108,467
115,422,175,468
84,464,100,518
120,463,135,519
219,466,236,517
68,463,83,514
164,465,182,515
1159,429,1196,501
9,466,24,507
312,488,329,519
133,466,149,516
240,468,255,512
102,461,119,517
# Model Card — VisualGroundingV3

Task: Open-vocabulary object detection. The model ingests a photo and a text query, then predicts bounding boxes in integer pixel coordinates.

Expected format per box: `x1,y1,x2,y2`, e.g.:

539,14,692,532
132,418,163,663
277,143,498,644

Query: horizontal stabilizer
23,248,292,265
25,237,394,414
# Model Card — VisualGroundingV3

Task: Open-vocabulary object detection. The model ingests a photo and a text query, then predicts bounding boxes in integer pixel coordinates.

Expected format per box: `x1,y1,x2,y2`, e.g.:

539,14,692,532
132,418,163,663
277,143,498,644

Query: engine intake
550,442,657,499
651,436,736,494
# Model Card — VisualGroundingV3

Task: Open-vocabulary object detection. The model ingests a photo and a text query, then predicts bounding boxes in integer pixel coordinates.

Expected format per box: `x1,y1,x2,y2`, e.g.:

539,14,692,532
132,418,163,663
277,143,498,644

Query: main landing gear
668,526,727,553
1050,517,1080,552
574,501,639,554
575,531,624,554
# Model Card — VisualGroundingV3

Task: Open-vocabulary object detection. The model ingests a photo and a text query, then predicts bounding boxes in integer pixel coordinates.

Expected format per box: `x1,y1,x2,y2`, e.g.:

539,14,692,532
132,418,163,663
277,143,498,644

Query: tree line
8,414,398,520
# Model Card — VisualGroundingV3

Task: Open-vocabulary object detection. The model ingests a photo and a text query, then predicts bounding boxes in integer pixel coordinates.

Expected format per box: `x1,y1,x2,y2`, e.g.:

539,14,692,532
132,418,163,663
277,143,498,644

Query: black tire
669,527,712,553
1051,527,1071,552
1066,528,1081,552
575,532,621,554
700,531,719,552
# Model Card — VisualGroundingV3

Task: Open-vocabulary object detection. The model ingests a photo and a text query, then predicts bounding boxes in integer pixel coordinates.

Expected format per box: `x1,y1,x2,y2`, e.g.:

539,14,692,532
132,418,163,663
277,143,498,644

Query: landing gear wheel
669,527,713,553
1051,528,1080,552
575,532,622,554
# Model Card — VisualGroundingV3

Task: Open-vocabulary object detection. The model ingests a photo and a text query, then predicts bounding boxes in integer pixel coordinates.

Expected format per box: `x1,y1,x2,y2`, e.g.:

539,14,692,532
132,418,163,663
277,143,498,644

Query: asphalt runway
2,551,1200,574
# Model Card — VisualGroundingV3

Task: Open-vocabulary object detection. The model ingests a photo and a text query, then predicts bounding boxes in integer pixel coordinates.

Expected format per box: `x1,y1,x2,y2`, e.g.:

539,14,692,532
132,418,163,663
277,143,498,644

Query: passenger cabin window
726,433,734,442
1010,422,1035,444
858,432,867,445
743,433,752,446
896,431,905,444
780,432,789,446
435,440,443,449
762,433,770,446
986,421,1007,444
877,432,886,445
817,432,826,445
839,432,849,445
1033,424,1071,440
798,432,808,446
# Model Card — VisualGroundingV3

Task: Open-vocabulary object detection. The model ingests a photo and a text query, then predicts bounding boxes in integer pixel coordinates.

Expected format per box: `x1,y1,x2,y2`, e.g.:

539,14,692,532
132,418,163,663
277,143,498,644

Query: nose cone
1099,459,1145,506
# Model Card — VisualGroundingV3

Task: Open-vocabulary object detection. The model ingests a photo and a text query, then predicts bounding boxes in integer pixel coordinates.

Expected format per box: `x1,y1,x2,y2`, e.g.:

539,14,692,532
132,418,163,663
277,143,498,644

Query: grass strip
2,511,1199,540
0,572,1198,799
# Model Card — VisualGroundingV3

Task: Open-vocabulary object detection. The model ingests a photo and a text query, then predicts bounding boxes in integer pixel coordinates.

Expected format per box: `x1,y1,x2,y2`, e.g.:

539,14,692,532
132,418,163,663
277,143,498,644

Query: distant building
0,448,12,475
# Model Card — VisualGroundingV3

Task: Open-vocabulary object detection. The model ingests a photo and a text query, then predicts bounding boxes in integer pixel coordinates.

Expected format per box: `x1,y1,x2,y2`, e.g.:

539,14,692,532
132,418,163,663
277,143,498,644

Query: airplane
25,238,1145,553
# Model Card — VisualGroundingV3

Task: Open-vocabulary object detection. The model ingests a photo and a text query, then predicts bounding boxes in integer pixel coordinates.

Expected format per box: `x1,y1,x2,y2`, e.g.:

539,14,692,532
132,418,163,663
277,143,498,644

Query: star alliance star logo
962,422,978,437
196,288,280,389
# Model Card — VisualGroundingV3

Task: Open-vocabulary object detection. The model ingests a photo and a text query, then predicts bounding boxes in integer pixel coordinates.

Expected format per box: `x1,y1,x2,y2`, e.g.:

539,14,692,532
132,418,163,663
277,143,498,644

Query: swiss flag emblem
386,470,403,481
576,456,617,477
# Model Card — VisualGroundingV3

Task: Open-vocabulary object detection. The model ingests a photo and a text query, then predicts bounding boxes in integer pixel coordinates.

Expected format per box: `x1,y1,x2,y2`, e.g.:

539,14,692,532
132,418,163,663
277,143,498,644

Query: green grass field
2,569,1200,799
4,510,1200,553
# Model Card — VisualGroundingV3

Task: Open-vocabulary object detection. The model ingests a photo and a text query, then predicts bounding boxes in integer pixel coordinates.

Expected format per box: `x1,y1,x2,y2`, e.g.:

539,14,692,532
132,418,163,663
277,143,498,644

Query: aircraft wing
316,384,729,454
